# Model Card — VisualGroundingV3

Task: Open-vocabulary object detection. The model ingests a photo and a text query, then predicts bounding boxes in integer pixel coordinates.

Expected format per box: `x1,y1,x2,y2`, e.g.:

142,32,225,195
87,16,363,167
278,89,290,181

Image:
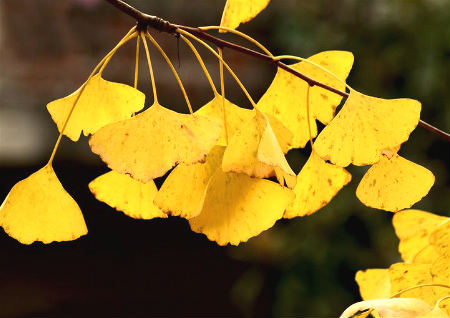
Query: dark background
0,0,449,317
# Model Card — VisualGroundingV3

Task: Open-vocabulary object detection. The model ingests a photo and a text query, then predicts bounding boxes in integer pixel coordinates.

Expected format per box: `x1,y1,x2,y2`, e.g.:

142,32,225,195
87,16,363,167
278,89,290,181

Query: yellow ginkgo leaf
220,0,270,31
392,210,448,262
258,51,354,149
189,168,295,246
356,155,434,212
355,268,391,300
389,263,442,307
154,146,225,219
429,220,450,257
222,108,296,188
89,103,222,182
284,152,351,218
314,90,421,167
196,94,253,146
88,170,166,220
0,165,87,244
340,298,445,318
47,73,145,142
196,95,293,152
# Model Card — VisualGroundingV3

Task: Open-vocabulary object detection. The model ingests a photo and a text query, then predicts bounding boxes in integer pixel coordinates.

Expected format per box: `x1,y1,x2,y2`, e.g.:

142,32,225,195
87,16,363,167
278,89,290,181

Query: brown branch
104,0,450,142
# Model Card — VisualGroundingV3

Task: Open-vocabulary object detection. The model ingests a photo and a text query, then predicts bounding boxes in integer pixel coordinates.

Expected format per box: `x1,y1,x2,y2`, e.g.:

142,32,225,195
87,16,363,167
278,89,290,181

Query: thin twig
103,0,450,142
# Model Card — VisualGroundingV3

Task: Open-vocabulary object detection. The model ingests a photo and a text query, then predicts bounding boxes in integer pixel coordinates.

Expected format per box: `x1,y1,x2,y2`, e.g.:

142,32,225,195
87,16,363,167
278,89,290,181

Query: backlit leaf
392,210,448,262
340,298,445,318
222,108,296,188
220,0,270,31
189,167,295,246
314,90,421,167
47,73,145,141
284,152,351,218
355,269,391,300
356,155,434,212
154,146,225,219
89,103,222,182
258,51,354,149
0,165,87,244
89,170,166,219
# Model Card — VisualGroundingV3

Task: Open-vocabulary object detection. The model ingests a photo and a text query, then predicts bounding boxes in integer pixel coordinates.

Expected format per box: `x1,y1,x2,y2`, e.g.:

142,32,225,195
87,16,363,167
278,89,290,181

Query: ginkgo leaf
220,0,270,31
154,146,225,219
389,263,440,307
258,51,354,149
429,220,450,257
189,168,295,246
355,269,391,300
284,152,351,218
340,298,446,318
356,155,434,212
392,210,448,262
222,108,296,188
89,103,222,182
196,95,293,152
196,94,253,146
88,170,166,219
0,165,87,244
314,90,421,167
47,73,145,142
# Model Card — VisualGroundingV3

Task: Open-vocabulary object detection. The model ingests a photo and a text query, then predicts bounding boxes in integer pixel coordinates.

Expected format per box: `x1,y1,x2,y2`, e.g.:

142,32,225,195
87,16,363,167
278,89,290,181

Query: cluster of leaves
341,210,449,317
0,1,448,315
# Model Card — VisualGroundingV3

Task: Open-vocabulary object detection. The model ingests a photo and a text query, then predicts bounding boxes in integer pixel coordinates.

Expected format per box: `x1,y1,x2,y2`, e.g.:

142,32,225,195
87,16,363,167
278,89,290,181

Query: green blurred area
0,0,449,317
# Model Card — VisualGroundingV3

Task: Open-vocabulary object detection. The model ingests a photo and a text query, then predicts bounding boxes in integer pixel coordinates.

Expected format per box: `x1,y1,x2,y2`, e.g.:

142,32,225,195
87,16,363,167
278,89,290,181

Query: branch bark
104,0,450,142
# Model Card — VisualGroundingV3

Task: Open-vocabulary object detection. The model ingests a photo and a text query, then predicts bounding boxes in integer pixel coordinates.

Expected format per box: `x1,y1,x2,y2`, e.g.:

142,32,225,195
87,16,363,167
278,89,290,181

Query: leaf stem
141,33,159,104
178,29,257,109
47,27,137,165
199,26,274,58
180,35,218,96
390,283,450,298
134,35,140,89
145,32,193,114
218,47,229,145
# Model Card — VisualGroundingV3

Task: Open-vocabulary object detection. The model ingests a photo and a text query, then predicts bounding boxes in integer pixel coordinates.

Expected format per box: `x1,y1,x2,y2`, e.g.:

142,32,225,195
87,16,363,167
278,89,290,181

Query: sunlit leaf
355,269,391,300
0,165,87,244
89,170,166,219
222,108,296,188
314,90,421,167
392,210,448,262
356,155,434,212
340,298,445,318
258,51,354,149
189,167,294,246
220,0,270,30
154,146,225,219
47,73,145,141
196,95,293,152
89,103,222,182
284,152,351,218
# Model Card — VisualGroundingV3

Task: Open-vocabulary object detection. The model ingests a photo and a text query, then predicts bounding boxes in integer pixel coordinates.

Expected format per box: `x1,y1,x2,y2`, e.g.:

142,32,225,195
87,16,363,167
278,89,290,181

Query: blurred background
0,0,449,316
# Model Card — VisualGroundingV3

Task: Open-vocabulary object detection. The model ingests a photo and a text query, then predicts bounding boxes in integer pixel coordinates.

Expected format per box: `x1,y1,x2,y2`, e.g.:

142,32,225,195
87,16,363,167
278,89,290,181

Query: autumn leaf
89,170,166,219
89,103,222,182
355,268,391,300
189,164,295,246
284,151,351,218
154,146,225,219
392,210,448,263
222,108,296,188
356,155,434,212
0,165,87,244
220,0,270,31
314,90,421,167
258,51,354,149
47,73,145,142
340,298,447,318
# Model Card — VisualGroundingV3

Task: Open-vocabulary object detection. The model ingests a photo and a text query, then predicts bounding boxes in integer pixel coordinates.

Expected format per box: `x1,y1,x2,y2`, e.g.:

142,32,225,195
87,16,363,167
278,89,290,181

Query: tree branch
104,0,450,142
